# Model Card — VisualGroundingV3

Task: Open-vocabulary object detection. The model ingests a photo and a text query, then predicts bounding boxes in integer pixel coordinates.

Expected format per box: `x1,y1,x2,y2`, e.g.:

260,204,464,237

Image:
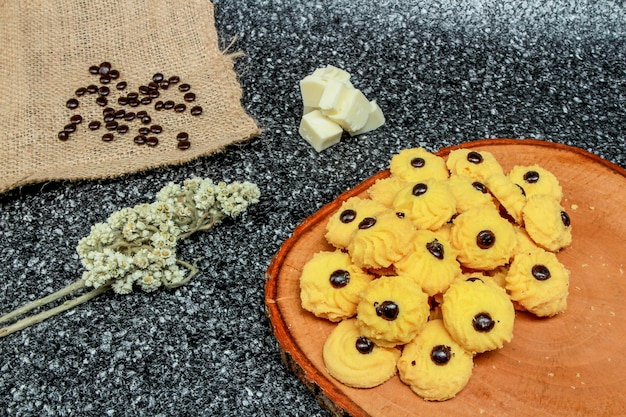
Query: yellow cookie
508,165,563,201
323,319,401,388
485,173,527,224
389,147,450,182
447,174,496,213
512,225,541,255
367,176,408,208
356,275,430,347
450,206,516,270
392,179,457,231
347,209,417,269
325,197,389,249
442,277,515,354
506,249,570,317
393,230,462,296
522,194,572,252
397,319,474,401
445,149,504,181
300,250,375,322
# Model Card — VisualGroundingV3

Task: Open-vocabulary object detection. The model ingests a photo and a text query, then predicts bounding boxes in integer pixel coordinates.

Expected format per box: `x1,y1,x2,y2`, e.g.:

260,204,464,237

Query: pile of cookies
299,147,572,401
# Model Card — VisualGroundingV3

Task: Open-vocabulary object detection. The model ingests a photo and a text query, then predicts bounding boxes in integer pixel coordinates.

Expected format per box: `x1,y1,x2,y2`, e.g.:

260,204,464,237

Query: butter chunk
318,78,348,110
348,100,385,136
322,87,370,132
300,75,327,108
298,110,343,152
317,65,352,85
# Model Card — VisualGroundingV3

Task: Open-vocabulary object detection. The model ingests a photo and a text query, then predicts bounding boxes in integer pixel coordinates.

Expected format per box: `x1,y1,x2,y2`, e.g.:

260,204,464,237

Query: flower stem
0,278,87,325
0,283,112,338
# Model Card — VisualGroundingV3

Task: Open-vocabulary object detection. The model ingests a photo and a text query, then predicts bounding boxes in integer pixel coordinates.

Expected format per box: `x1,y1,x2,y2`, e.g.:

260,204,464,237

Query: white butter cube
298,110,343,152
299,75,327,108
318,65,351,84
322,87,370,132
317,78,348,110
348,100,386,136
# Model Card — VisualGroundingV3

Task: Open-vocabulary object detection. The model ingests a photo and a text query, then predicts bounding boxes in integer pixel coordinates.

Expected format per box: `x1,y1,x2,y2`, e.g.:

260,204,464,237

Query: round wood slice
265,138,626,417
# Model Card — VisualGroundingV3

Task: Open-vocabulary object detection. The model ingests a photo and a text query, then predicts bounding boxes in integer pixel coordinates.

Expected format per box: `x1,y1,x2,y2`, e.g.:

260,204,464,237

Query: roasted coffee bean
183,92,196,102
95,96,108,106
426,239,444,259
105,121,118,131
339,209,356,223
168,75,180,84
127,92,139,100
138,127,150,135
141,115,151,125
467,151,483,164
532,264,551,281
89,65,100,75
58,131,69,141
102,133,114,142
150,125,162,134
138,85,149,95
118,96,129,106
66,98,79,109
64,124,76,133
134,135,147,145
88,121,101,130
117,124,129,134
159,80,169,90
176,131,189,141
98,62,111,75
358,217,377,229
412,183,428,196
124,112,136,121
476,230,496,249
146,136,159,147
375,300,399,321
148,82,159,90
70,114,83,124
190,105,203,116
431,345,452,365
103,113,115,122
152,73,164,83
396,212,405,218
178,83,191,92
473,312,495,332
524,170,540,183
466,277,484,283
164,100,175,110
137,110,148,117
561,211,571,227
75,87,87,96
177,140,191,150
148,89,159,99
472,181,488,193
154,101,164,111
98,86,110,96
355,337,375,355
116,81,127,90
109,69,119,80
128,99,140,107
114,109,125,119
329,270,350,288
87,84,98,94
99,74,111,84
140,97,152,105
411,157,425,168
174,103,186,113
103,107,115,115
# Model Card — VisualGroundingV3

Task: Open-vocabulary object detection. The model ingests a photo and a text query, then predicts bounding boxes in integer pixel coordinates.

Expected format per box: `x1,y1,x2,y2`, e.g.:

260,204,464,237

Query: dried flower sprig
0,178,260,338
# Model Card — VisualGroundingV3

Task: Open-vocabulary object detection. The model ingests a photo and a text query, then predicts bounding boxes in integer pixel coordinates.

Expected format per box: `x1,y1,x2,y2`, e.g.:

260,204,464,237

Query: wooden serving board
265,139,626,417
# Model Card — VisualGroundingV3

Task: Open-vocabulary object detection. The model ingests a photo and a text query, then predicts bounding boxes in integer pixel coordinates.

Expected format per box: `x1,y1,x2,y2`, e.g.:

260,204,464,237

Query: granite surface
1,1,625,416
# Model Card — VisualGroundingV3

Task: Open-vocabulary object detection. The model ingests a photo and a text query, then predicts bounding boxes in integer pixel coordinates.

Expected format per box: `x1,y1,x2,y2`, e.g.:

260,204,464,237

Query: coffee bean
98,62,111,75
117,124,129,134
114,109,125,119
118,96,129,106
148,89,159,99
177,140,191,150
109,69,119,80
66,98,79,109
190,105,203,116
116,81,127,90
178,83,191,92
89,65,100,75
183,92,196,102
103,107,115,116
99,74,111,84
159,80,169,90
105,121,118,131
138,85,149,95
58,131,70,141
127,92,139,100
174,103,186,113
164,100,175,110
152,73,164,83
70,114,83,124
96,96,108,106
75,87,87,96
176,132,189,141
168,75,180,84
87,84,98,94
88,121,101,130
141,115,151,125
148,82,159,91
124,112,136,121
138,127,150,135
134,135,147,145
150,125,163,134
128,99,140,107
146,136,159,147
98,86,110,96
154,101,164,111
64,123,76,133
103,113,115,122
140,97,152,105
102,133,114,142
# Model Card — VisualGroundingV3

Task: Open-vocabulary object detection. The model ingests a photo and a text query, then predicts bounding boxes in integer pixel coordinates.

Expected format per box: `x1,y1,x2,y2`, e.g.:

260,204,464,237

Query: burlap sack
0,0,259,194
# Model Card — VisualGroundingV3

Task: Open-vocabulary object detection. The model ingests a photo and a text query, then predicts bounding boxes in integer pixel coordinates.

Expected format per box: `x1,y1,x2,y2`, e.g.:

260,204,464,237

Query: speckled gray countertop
1,1,624,416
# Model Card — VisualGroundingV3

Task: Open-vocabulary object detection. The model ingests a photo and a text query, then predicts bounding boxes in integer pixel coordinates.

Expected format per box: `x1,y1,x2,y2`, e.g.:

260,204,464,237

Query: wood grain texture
265,139,626,417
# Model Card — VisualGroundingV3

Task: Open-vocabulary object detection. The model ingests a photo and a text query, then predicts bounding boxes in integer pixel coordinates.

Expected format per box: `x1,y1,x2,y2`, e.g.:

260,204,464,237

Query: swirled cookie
389,147,449,182
356,275,430,347
450,206,516,270
397,319,474,401
445,149,504,181
346,209,417,269
512,225,541,255
323,319,401,388
508,165,563,201
448,174,496,213
442,277,515,354
485,173,527,224
367,176,408,208
392,179,457,231
300,250,375,322
325,197,389,249
393,230,462,296
522,194,572,252
506,249,570,317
